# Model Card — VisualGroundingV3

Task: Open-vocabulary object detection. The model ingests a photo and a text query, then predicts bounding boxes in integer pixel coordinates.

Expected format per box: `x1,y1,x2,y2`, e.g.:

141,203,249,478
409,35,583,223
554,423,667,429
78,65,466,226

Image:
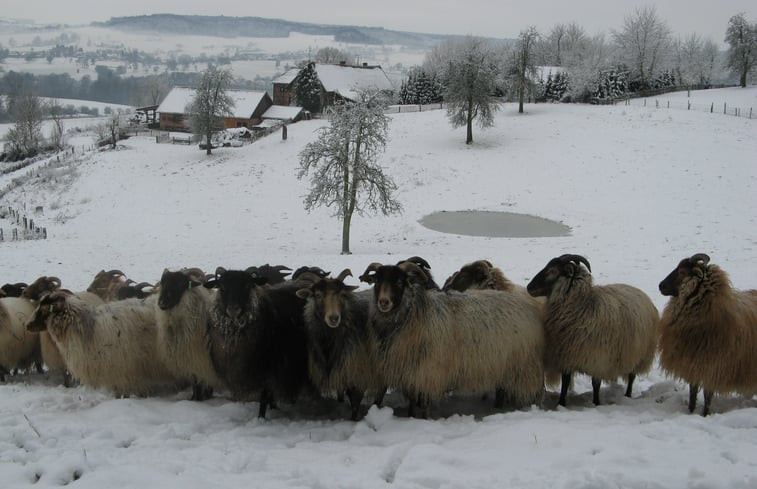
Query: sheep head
442,260,494,292
206,268,267,325
296,269,357,328
659,253,711,297
26,290,73,333
86,269,128,301
158,269,203,310
527,254,592,297
362,262,428,313
291,266,331,284
22,276,62,301
1,282,29,298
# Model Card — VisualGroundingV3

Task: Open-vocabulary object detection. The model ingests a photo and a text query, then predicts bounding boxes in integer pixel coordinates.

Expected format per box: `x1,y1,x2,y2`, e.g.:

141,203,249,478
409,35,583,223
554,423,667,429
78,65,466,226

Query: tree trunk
341,211,352,255
206,129,212,155
740,69,747,88
518,83,525,114
466,97,474,144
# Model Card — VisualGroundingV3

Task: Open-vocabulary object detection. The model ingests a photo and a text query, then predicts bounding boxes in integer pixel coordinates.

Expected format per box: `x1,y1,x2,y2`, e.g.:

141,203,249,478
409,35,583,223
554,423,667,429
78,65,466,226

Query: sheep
205,267,311,418
658,253,757,416
116,280,157,300
443,260,520,293
246,264,292,285
22,276,106,386
291,266,331,284
0,296,41,381
86,269,131,302
155,268,222,401
360,261,545,418
1,282,28,297
396,256,440,290
526,254,659,407
296,269,385,420
25,290,179,396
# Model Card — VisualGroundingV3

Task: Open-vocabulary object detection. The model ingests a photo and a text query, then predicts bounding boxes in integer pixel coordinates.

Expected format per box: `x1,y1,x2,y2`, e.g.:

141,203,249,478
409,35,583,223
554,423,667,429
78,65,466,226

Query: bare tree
186,66,235,155
509,27,541,114
673,34,721,88
298,90,401,254
315,47,355,65
47,98,65,150
439,36,501,144
725,13,757,87
5,91,44,159
612,6,673,89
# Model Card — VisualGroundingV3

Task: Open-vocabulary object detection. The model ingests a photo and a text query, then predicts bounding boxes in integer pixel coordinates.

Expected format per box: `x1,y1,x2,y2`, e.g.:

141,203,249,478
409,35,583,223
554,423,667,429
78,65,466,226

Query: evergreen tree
295,62,322,113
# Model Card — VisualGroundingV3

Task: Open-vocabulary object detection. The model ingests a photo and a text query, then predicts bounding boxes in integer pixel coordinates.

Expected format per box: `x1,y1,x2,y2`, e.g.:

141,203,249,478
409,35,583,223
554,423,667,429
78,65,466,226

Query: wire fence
386,103,445,114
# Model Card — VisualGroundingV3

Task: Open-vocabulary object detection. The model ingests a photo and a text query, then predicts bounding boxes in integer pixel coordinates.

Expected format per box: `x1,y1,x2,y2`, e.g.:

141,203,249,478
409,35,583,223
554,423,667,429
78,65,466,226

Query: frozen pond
419,211,571,238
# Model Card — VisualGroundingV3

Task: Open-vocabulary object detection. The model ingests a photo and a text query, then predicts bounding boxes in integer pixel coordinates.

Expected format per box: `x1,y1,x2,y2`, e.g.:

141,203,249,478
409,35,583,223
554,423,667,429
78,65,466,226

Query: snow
314,63,395,101
262,105,304,121
2,86,757,488
156,87,270,119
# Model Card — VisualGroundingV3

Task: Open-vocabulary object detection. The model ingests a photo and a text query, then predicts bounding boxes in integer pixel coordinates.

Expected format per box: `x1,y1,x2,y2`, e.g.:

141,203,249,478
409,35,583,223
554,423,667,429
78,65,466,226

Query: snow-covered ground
1,87,757,488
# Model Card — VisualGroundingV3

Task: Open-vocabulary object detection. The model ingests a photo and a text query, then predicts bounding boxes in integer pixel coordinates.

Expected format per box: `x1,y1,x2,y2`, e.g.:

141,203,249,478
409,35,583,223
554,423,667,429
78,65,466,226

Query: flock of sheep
1,252,756,420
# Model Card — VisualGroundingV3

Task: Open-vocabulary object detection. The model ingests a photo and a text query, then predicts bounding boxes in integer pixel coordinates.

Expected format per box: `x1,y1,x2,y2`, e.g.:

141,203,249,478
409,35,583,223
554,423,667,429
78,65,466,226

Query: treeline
0,67,273,123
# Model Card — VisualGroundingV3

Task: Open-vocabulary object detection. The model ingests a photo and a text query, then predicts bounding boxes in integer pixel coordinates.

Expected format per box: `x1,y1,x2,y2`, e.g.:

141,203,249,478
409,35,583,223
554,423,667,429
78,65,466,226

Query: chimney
363,62,368,67
339,60,346,66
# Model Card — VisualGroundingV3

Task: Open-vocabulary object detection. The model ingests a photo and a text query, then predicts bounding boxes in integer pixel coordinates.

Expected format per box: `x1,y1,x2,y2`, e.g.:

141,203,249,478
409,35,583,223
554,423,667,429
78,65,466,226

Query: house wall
273,82,294,106
159,113,190,132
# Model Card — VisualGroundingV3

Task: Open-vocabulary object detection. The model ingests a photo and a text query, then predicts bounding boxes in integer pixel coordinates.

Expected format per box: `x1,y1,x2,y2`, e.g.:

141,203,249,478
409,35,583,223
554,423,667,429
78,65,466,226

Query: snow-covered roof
314,64,394,101
272,69,299,85
157,87,270,118
262,105,303,121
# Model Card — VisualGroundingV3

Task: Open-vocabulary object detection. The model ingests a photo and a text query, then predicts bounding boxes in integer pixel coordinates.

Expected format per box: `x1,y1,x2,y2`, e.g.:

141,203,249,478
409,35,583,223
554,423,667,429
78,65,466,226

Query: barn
157,87,274,132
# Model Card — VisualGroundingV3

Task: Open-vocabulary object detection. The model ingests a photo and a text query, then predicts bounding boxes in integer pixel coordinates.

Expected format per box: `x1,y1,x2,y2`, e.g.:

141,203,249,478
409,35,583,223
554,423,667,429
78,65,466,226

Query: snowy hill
1,89,757,488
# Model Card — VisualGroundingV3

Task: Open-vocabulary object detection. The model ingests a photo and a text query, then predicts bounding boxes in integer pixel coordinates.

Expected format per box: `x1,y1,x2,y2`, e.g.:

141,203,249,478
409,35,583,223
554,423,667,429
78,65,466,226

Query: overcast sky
3,1,755,45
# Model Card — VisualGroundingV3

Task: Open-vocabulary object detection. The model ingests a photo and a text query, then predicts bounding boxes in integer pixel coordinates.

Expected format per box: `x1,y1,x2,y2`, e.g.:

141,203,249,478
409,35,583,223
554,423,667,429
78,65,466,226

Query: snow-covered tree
48,99,65,150
441,36,500,144
612,6,673,90
399,67,442,105
186,65,235,156
315,47,355,65
508,27,541,114
725,13,757,87
297,90,401,254
296,62,322,113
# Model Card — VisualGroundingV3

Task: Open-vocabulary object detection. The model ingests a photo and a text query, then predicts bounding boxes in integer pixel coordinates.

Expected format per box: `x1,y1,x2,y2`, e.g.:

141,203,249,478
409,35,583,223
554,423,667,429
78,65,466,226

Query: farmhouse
272,62,394,111
157,87,274,132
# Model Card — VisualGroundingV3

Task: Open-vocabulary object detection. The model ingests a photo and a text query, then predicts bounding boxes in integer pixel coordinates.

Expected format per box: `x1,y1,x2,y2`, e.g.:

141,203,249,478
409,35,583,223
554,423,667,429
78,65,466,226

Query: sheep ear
345,285,359,292
203,279,218,289
296,288,312,299
693,268,704,279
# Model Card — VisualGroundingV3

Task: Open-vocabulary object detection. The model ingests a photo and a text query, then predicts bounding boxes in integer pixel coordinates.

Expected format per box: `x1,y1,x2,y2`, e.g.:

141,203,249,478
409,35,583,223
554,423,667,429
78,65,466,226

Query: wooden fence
0,205,47,242
386,103,445,114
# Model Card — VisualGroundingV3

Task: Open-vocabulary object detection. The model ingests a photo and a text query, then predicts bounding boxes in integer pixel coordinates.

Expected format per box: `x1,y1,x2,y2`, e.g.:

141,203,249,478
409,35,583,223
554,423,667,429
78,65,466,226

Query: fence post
750,108,753,119
688,101,691,110
724,102,727,114
644,99,647,107
282,125,287,140
0,228,3,241
667,101,670,108
710,102,714,113
43,228,47,239
656,100,659,108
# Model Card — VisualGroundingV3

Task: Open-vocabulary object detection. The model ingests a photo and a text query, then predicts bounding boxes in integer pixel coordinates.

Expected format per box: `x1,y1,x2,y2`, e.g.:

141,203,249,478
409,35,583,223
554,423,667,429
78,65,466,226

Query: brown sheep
659,253,757,416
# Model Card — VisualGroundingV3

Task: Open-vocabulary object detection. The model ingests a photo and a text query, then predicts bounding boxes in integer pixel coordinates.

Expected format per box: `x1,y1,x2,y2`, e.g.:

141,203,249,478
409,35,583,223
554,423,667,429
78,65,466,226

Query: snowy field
1,87,757,488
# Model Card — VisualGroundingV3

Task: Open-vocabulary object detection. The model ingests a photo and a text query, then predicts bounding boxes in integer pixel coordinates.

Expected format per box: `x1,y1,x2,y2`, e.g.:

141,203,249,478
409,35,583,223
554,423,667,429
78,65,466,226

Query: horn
398,261,428,285
336,269,353,282
215,266,227,278
106,269,125,277
359,263,383,283
558,254,591,273
49,276,62,288
401,256,431,270
689,253,710,266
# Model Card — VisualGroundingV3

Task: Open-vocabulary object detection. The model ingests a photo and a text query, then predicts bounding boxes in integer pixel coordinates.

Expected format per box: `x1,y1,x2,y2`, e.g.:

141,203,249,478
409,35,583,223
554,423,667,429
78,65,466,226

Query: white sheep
26,290,179,396
0,297,40,380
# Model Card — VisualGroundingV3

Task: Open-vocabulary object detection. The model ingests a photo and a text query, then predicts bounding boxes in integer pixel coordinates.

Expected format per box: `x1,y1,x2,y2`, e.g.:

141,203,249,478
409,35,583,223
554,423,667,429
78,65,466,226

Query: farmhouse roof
272,69,299,85
314,64,394,101
262,105,303,120
158,87,271,118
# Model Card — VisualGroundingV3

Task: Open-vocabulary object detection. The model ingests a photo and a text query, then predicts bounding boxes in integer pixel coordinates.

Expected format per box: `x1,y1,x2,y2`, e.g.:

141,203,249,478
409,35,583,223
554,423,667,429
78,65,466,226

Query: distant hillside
97,14,464,48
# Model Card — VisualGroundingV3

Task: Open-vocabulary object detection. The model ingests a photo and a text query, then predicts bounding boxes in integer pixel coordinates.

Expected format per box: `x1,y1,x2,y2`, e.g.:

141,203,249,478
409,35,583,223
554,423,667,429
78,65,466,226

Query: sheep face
297,275,358,328
442,260,493,292
158,270,200,310
26,291,71,333
659,253,711,297
360,263,427,313
527,254,591,297
207,269,266,326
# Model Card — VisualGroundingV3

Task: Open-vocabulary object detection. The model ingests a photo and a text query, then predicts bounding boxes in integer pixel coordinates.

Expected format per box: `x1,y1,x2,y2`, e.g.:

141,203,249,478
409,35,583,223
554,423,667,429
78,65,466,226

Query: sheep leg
63,370,74,388
191,382,213,401
346,388,364,421
702,390,714,417
688,384,700,413
494,388,506,409
558,372,572,406
258,389,273,419
337,391,345,403
591,377,602,406
625,373,636,398
373,386,387,407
